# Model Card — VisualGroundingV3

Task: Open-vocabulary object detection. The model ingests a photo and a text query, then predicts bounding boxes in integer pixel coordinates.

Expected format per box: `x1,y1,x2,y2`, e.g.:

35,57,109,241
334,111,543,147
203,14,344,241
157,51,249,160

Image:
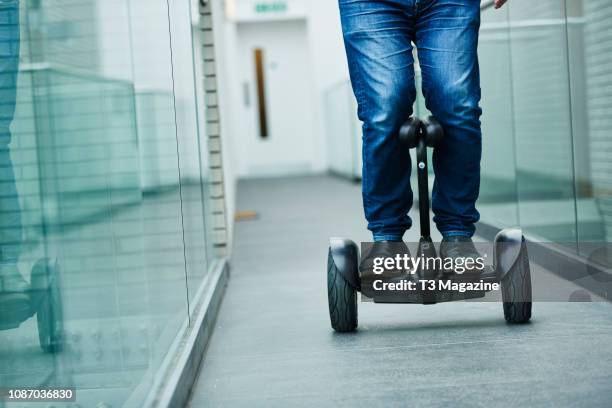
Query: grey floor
188,175,612,407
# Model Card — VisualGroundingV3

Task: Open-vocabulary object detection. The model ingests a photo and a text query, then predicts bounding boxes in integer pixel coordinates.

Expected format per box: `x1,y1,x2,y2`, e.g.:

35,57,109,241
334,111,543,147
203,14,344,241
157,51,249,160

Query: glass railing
0,0,219,406
14,66,142,227
324,80,361,180
479,0,612,253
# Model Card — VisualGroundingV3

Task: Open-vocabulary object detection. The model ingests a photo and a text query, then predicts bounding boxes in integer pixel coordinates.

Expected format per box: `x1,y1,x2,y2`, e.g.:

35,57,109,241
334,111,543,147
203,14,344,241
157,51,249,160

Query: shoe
359,241,412,276
439,236,482,278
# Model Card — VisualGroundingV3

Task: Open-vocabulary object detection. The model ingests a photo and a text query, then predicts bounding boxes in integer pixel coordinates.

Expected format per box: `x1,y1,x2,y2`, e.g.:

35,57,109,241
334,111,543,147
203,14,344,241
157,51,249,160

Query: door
236,20,316,176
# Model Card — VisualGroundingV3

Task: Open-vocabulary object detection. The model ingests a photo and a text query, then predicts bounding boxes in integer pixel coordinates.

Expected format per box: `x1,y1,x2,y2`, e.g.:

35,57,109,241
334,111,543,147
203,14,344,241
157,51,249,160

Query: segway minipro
0,259,64,352
327,116,532,332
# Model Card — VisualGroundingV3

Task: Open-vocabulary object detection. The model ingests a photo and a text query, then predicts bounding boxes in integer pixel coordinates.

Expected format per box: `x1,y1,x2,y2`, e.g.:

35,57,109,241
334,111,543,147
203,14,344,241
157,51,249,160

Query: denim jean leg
0,1,22,266
416,0,482,237
338,0,417,242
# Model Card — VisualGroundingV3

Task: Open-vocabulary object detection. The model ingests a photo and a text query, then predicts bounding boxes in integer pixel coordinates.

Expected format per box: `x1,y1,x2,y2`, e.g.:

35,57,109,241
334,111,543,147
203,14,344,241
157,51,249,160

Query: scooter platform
0,293,35,330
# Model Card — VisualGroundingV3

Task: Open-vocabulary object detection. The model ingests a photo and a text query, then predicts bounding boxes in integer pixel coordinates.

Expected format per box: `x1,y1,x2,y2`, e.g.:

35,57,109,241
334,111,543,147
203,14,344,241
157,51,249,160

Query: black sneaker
439,236,482,278
359,241,412,276
359,241,414,298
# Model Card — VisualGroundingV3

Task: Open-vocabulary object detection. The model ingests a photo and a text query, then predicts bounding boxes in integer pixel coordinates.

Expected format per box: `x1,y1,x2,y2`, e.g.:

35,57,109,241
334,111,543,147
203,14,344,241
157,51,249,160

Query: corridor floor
188,175,612,407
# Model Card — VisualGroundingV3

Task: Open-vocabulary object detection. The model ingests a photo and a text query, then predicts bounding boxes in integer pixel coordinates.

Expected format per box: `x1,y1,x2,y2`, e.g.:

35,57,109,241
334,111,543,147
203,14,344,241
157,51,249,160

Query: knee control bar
399,116,443,240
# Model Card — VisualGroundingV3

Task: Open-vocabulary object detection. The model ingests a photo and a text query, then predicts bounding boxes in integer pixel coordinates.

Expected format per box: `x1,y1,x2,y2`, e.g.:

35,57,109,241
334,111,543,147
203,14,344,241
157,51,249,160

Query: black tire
501,243,532,324
32,259,64,353
327,248,357,332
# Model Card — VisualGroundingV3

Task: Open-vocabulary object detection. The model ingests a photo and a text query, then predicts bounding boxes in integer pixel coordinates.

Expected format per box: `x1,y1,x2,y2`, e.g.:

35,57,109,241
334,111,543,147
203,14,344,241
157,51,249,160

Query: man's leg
338,0,417,241
0,1,26,294
415,0,482,237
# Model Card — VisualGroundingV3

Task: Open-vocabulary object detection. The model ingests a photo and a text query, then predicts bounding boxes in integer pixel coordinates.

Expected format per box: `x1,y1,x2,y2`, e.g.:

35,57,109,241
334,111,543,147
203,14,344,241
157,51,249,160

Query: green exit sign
255,2,288,13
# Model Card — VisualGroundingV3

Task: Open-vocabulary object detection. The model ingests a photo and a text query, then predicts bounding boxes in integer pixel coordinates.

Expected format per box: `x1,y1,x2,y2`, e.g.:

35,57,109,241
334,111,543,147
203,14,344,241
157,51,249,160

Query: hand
494,0,508,8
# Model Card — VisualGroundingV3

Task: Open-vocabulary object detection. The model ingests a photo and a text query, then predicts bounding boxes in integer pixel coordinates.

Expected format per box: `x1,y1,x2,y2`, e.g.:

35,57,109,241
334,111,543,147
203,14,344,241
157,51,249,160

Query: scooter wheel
501,243,532,324
327,248,357,332
31,259,64,353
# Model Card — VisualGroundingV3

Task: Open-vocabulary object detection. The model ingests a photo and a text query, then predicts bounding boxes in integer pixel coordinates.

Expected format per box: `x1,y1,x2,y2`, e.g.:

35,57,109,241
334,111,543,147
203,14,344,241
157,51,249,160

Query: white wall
211,0,349,226
306,0,350,174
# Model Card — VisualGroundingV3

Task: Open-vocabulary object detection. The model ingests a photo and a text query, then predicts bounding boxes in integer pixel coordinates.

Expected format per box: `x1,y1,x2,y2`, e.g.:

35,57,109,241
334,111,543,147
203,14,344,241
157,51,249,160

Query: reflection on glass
166,0,212,314
0,0,219,406
325,81,360,180
509,0,577,243
567,0,612,267
0,0,65,396
0,0,23,299
477,4,519,228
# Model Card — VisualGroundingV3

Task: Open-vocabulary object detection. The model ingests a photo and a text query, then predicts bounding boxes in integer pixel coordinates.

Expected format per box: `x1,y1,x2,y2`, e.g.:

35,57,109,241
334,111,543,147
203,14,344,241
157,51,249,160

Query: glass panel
0,0,219,405
508,0,577,244
566,0,612,267
166,0,212,313
124,0,190,401
478,1,519,228
324,80,360,179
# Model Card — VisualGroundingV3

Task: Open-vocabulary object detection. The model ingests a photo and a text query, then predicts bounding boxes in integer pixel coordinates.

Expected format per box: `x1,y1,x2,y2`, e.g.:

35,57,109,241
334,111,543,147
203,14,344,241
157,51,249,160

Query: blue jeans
339,0,482,241
0,0,22,265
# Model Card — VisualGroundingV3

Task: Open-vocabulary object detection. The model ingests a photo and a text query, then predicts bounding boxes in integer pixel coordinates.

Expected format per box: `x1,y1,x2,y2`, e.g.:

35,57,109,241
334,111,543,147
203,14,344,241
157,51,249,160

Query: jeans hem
372,234,404,242
440,230,473,238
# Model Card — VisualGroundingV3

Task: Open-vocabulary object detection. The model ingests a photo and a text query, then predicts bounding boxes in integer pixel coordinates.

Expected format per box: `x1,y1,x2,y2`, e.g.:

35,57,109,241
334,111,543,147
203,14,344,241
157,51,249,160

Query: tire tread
501,243,532,324
327,249,357,332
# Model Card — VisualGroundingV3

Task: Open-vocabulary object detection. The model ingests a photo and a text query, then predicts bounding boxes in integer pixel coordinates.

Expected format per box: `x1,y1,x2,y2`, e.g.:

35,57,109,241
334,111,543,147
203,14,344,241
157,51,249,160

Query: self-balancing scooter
327,116,532,332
